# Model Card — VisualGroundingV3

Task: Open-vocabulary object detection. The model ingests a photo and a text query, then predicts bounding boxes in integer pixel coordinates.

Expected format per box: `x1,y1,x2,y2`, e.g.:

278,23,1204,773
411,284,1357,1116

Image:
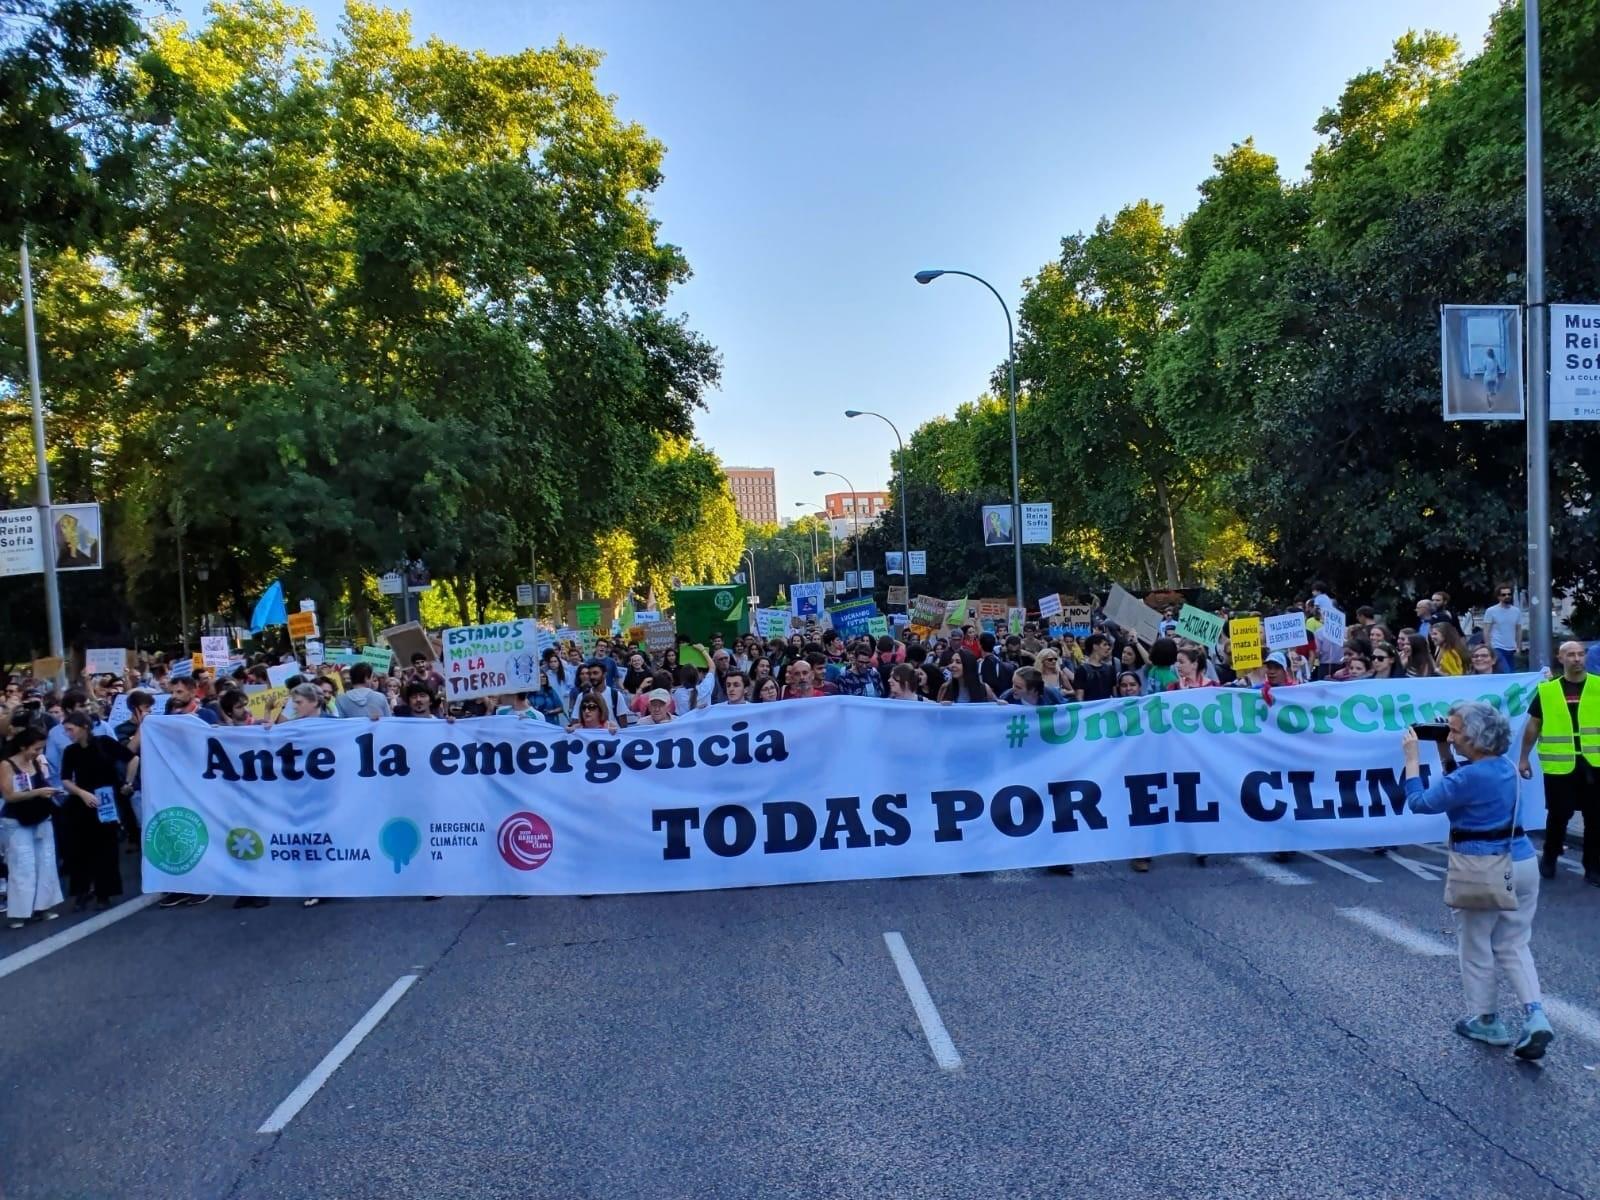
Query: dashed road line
1239,857,1312,885
882,932,962,1071
1303,851,1381,883
0,893,159,981
257,974,420,1134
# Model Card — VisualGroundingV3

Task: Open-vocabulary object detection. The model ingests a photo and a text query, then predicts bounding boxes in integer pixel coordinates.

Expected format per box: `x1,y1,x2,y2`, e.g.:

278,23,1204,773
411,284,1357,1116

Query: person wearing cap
634,688,675,725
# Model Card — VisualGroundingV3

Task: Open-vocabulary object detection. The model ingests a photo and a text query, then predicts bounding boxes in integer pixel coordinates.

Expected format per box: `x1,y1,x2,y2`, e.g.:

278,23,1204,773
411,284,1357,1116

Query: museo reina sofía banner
136,675,1547,897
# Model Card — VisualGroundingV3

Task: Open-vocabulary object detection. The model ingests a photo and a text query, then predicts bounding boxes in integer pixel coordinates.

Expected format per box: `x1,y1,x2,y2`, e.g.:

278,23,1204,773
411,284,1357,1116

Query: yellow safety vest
1535,675,1600,774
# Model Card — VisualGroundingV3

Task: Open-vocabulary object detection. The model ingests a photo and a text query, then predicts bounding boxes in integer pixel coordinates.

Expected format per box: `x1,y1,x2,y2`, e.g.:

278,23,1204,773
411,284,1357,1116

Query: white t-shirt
1483,603,1522,651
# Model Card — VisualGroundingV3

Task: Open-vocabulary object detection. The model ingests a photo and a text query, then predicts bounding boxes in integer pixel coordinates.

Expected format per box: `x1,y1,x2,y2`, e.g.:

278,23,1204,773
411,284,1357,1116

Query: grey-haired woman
1401,700,1552,1059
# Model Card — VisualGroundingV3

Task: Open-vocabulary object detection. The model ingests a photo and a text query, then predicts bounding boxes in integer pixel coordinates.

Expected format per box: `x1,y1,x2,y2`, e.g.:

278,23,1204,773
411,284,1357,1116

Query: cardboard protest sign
305,639,325,667
886,585,908,606
245,686,288,722
790,582,825,618
977,598,1007,621
1064,605,1093,637
910,595,946,628
827,597,879,639
644,621,677,652
200,636,230,669
286,611,318,640
380,622,434,666
266,661,300,688
867,615,890,638
1264,612,1308,651
1105,584,1162,644
85,648,126,677
1038,594,1062,619
756,608,788,639
1318,606,1347,651
1176,604,1226,649
1229,617,1264,671
442,619,541,701
1008,607,1025,637
358,644,395,672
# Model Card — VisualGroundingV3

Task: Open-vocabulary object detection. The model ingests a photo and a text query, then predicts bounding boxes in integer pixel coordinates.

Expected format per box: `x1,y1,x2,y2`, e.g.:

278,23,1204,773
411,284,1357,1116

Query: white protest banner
1021,502,1053,545
790,581,825,618
267,661,300,688
137,675,1546,897
1264,611,1308,651
908,550,926,576
1105,584,1161,644
85,648,126,677
1038,593,1063,619
441,620,541,701
0,507,44,578
200,636,230,669
1549,304,1600,421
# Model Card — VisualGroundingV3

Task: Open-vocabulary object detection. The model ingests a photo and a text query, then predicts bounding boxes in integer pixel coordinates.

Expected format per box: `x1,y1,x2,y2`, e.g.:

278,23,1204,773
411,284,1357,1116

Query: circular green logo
227,827,265,862
714,589,735,612
144,807,209,875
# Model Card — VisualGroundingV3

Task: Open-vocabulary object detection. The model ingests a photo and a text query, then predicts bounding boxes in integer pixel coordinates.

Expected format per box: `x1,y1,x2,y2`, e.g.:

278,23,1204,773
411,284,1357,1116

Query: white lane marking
1384,851,1442,881
1303,851,1381,884
257,974,420,1134
0,893,159,981
882,932,962,1071
1545,998,1600,1047
1337,910,1600,1046
1335,907,1453,956
990,870,1034,884
1421,843,1583,877
1239,857,1312,885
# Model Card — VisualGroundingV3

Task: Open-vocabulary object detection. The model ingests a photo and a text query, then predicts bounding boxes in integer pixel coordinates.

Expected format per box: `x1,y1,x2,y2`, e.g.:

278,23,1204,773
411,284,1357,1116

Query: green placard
866,616,889,638
1176,603,1226,648
575,601,602,630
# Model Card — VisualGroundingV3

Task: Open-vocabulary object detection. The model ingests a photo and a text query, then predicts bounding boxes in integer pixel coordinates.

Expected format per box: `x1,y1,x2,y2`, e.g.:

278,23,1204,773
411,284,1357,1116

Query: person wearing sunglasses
1368,644,1400,679
1481,586,1523,675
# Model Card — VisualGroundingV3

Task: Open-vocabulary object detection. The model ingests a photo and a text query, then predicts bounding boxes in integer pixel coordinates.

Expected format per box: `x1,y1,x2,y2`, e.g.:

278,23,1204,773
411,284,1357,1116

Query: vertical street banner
0,508,44,577
1021,503,1053,545
1440,304,1524,421
908,551,926,576
981,505,1013,546
1549,304,1600,421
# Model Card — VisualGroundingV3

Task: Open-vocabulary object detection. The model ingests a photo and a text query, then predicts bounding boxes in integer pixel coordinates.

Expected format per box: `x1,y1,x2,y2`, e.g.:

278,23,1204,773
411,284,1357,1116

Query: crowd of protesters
0,578,1590,933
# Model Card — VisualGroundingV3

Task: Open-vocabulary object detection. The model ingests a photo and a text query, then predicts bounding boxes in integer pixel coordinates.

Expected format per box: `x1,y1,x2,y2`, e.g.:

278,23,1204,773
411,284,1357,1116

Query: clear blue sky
178,0,1502,516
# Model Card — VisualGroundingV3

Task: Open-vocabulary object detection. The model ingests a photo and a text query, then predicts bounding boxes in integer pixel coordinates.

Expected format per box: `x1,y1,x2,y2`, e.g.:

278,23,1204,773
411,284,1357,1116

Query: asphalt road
2,839,1598,1200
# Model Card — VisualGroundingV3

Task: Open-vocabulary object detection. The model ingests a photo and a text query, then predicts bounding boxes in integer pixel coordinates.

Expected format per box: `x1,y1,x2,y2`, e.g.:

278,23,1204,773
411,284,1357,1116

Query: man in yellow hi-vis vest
1518,641,1600,885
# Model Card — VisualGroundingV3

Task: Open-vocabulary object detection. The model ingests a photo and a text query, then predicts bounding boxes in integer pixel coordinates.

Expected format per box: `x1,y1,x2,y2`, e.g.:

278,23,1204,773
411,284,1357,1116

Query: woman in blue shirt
1402,700,1553,1060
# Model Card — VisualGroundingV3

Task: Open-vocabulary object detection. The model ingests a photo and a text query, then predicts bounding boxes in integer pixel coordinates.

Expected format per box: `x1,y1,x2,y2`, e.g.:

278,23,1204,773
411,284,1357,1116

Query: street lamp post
1525,0,1552,671
915,268,1024,607
794,503,833,587
740,549,758,606
781,548,803,592
845,409,910,607
19,236,66,685
813,470,862,594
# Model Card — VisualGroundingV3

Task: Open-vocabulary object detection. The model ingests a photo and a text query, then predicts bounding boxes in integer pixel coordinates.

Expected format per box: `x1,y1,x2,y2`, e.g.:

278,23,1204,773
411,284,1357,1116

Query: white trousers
1,816,64,921
1456,856,1542,1014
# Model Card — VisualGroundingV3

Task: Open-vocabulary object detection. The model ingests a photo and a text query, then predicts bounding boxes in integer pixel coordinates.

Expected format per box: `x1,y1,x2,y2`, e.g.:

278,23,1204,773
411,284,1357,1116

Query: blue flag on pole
250,580,287,633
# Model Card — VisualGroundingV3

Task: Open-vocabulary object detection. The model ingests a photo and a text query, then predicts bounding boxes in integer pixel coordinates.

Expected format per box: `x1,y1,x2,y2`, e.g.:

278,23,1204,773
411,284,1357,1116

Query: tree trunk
454,576,471,626
1154,477,1181,588
351,579,373,645
473,576,487,624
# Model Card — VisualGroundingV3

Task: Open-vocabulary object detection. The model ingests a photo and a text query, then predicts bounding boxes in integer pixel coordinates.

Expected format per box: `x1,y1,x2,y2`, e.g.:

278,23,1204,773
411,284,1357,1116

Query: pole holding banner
1525,0,1552,672
19,236,65,686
